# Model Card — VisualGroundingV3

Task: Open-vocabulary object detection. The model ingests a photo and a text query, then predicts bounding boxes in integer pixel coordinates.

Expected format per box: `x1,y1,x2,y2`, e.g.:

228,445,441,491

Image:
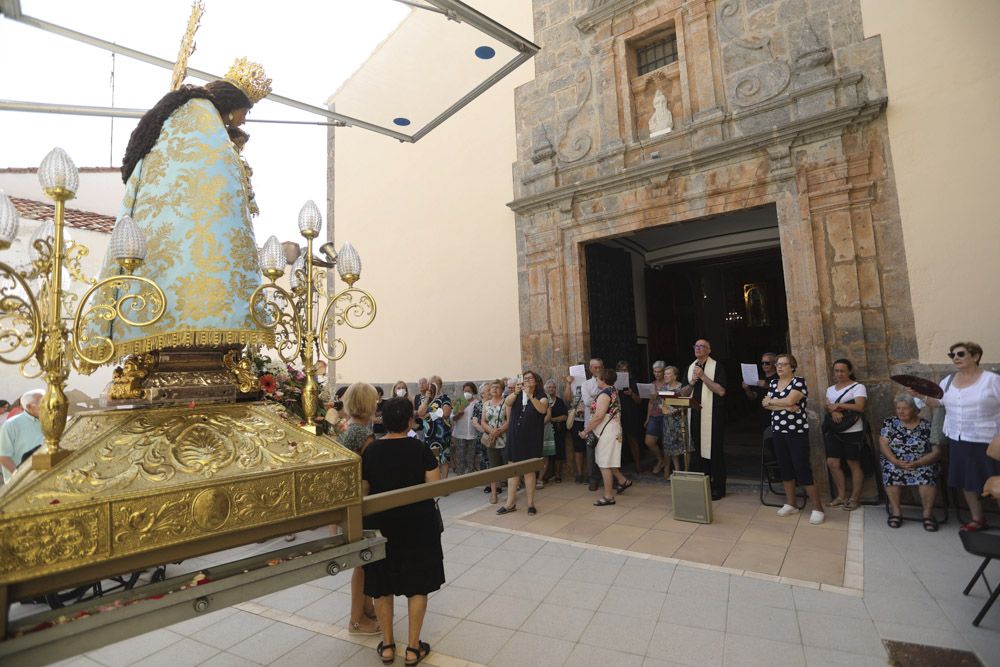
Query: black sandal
377,641,395,665
615,479,633,494
594,497,616,506
405,640,430,666
887,515,902,529
923,517,939,532
496,505,517,515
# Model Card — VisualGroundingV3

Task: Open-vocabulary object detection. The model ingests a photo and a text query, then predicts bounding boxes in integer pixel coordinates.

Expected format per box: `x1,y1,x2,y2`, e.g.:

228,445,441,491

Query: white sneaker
777,504,799,517
809,510,825,525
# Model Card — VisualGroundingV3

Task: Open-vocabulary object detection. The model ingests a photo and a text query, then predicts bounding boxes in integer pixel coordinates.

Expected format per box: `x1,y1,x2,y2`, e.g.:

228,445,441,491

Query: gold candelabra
0,148,166,469
251,200,376,432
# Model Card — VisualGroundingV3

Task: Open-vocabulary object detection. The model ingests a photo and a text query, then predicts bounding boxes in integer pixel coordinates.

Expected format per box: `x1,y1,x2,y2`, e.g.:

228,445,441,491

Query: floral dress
661,383,690,456
423,394,452,463
880,417,938,486
482,400,507,450
471,399,489,470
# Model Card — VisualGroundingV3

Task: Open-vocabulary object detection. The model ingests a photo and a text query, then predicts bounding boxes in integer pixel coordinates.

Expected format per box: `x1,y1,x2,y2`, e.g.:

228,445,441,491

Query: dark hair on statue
121,80,250,183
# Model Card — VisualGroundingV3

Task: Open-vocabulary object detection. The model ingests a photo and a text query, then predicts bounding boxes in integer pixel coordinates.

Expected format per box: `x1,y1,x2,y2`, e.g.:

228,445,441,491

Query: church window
635,33,678,75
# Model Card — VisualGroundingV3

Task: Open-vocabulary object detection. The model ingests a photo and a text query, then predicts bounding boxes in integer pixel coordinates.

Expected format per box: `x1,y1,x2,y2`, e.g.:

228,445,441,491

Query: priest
687,339,728,500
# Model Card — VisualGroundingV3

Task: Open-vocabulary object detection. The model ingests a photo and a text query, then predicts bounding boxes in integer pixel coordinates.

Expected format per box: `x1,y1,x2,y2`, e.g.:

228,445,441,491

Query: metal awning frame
0,0,538,143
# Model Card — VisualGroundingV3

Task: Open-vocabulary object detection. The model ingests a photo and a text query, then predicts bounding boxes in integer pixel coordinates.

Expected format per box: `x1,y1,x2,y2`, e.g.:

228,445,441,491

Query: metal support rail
0,532,387,667
0,458,543,664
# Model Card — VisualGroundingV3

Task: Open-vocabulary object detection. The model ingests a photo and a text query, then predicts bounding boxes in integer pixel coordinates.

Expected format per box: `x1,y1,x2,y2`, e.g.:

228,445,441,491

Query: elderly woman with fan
906,341,1000,532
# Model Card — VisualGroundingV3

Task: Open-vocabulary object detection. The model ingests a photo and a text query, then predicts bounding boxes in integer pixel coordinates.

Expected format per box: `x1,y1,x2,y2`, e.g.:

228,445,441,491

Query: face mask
395,388,406,398
463,391,473,401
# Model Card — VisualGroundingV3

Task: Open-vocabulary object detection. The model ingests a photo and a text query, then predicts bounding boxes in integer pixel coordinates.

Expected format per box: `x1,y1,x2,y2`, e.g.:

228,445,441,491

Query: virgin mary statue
96,57,274,359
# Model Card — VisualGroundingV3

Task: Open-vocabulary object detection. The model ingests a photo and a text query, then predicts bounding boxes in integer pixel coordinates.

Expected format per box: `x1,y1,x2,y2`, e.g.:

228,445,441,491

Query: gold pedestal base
29,448,71,471
107,347,259,405
0,401,360,592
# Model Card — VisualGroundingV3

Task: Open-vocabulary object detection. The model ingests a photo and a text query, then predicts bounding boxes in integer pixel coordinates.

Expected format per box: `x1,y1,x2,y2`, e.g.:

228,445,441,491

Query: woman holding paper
643,361,671,475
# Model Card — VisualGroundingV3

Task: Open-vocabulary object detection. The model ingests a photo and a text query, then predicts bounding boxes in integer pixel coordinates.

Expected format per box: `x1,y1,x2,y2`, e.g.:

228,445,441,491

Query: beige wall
861,0,1000,362
0,169,124,217
329,2,532,384
1,216,113,403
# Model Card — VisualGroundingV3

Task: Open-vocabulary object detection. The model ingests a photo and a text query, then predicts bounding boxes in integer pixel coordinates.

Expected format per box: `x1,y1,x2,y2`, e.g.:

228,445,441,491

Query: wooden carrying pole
363,457,545,515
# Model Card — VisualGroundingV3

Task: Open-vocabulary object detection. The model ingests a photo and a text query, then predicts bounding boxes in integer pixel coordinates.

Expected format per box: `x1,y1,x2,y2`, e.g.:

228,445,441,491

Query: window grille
636,35,678,75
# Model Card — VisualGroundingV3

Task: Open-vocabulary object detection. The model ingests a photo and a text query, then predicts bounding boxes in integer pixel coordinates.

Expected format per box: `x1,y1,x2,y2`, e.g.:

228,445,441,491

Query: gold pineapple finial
224,57,273,105
170,1,206,92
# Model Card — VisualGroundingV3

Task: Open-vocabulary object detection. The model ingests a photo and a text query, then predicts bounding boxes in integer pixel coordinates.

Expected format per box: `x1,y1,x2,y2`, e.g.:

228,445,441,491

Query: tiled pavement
460,481,858,587
30,482,1000,666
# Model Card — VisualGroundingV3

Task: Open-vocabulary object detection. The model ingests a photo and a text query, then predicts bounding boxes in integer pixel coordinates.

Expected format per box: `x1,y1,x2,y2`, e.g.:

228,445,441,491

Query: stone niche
626,24,683,141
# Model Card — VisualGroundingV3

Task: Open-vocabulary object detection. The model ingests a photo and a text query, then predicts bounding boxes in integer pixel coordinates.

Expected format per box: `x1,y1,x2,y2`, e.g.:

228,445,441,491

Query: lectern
662,393,713,524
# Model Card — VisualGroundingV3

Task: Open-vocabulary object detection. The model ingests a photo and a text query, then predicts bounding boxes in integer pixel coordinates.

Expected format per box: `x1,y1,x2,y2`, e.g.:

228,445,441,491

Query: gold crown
224,57,272,105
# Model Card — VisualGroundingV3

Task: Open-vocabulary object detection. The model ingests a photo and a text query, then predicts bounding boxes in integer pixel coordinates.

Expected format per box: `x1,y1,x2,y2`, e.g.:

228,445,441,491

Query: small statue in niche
648,89,673,138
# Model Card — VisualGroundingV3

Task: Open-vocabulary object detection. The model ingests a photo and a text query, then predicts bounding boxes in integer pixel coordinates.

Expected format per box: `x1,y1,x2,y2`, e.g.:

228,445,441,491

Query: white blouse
941,371,1000,443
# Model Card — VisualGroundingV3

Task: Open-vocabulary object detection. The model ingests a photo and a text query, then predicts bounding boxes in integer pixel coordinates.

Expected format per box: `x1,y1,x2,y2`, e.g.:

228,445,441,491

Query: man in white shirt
580,358,604,491
0,389,44,484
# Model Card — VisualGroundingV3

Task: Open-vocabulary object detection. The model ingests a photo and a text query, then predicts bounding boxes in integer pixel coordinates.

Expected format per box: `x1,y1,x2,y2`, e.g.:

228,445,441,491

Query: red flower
260,374,278,394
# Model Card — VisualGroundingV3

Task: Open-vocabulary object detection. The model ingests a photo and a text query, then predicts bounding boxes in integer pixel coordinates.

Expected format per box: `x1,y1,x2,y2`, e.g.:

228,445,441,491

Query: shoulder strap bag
821,383,861,434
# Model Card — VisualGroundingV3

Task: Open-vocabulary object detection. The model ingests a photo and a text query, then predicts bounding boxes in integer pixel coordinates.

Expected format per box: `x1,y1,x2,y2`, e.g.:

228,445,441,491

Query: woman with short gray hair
880,393,941,530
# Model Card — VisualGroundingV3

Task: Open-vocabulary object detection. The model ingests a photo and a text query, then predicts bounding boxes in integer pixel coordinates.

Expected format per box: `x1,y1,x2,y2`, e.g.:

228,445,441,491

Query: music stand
661,393,712,523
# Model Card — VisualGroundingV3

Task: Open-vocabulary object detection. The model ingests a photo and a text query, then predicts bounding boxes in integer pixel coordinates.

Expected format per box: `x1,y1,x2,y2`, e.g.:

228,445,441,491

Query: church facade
510,0,932,420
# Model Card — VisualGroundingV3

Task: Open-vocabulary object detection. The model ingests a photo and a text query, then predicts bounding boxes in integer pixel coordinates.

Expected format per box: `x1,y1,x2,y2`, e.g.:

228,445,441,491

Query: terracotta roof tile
11,197,115,234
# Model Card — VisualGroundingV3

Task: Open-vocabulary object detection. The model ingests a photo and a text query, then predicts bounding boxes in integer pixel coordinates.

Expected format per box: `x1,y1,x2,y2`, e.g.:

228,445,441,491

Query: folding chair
960,530,1000,627
760,434,806,509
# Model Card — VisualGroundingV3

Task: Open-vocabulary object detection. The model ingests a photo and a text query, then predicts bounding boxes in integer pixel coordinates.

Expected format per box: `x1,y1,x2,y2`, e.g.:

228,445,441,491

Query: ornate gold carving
109,353,155,400
53,406,335,495
145,370,236,388
0,507,105,577
0,261,42,366
224,57,273,105
170,1,205,91
297,466,361,513
232,480,292,521
73,275,167,366
109,329,274,362
0,403,359,586
223,349,260,393
192,488,232,530
112,475,298,549
114,495,192,546
318,287,377,362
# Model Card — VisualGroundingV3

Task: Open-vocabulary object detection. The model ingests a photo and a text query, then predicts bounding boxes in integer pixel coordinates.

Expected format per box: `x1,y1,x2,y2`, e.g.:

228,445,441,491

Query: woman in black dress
363,397,444,666
497,370,548,516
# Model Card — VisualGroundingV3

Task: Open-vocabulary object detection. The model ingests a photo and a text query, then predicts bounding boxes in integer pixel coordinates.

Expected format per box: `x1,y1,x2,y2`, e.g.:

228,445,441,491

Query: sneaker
776,504,799,517
809,510,825,525
535,481,544,490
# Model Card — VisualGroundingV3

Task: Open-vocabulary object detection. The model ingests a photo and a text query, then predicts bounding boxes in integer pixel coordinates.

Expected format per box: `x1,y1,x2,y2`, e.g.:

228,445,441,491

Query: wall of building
2,216,114,403
328,2,533,385
859,0,1000,363
0,168,123,217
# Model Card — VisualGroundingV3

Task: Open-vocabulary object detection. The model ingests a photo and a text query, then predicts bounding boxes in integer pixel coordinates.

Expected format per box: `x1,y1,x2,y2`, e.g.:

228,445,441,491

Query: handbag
821,383,861,434
585,415,611,448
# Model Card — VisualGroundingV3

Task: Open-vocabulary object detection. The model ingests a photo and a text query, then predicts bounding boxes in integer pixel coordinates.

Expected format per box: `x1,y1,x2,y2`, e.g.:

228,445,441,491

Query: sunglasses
761,361,774,366
947,350,968,359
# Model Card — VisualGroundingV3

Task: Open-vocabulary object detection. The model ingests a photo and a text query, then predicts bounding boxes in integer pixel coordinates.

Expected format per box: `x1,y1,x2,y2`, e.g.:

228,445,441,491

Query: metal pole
0,99,344,126
4,14,413,142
